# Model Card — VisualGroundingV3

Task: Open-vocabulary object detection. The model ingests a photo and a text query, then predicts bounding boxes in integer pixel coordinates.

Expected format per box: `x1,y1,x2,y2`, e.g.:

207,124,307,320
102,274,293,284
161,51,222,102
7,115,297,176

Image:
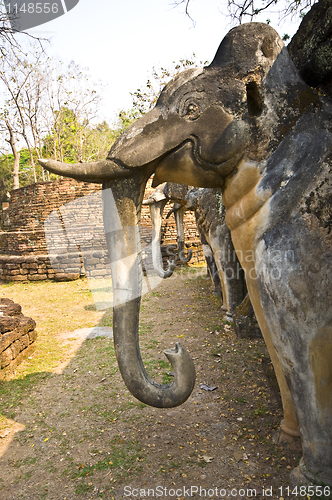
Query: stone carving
39,23,332,486
145,182,246,316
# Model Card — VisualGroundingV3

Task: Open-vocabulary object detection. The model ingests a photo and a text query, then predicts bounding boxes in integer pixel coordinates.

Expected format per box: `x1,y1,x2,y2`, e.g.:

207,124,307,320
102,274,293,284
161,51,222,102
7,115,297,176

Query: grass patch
72,435,145,480
1,278,104,378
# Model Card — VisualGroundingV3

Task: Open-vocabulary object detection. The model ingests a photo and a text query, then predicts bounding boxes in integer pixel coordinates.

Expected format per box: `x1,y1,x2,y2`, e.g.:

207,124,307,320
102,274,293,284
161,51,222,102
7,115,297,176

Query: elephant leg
174,206,192,263
230,223,299,438
246,277,300,437
199,230,223,299
208,227,246,316
255,225,332,486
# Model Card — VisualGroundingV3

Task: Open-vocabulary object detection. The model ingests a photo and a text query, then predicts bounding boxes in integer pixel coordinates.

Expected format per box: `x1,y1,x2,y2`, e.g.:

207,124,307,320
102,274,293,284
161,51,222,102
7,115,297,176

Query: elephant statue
164,203,193,264
141,183,177,279
145,182,246,316
39,23,332,486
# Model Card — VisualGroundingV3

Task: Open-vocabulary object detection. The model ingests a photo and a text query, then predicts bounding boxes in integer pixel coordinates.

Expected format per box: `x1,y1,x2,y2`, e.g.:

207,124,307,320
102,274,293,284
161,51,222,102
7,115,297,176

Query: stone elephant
40,23,332,486
144,182,246,317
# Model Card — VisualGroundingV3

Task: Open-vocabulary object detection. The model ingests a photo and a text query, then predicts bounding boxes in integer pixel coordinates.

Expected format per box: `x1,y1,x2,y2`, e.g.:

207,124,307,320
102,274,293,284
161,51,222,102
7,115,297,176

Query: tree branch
174,0,315,24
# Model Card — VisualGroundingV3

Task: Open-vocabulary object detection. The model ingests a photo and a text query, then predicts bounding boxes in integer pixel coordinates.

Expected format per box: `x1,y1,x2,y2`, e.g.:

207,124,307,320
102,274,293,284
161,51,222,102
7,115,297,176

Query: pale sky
24,0,303,124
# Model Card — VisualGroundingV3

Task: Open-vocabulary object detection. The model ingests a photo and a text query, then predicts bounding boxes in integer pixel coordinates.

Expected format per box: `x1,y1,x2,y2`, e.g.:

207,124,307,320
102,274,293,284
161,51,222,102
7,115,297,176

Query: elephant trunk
103,173,195,407
145,199,176,279
174,206,193,263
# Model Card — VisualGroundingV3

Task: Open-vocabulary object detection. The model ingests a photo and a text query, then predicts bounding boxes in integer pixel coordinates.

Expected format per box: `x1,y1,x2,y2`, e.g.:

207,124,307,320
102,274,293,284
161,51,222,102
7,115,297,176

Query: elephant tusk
38,158,134,184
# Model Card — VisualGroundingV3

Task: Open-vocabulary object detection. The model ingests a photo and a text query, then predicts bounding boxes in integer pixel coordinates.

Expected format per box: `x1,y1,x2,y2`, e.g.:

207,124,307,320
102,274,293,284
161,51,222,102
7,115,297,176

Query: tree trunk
5,119,20,190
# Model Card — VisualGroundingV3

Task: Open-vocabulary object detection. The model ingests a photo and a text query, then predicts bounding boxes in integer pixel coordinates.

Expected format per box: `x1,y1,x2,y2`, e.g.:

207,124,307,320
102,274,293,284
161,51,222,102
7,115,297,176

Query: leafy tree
43,111,120,163
0,153,14,200
0,44,105,187
41,59,104,163
131,55,209,115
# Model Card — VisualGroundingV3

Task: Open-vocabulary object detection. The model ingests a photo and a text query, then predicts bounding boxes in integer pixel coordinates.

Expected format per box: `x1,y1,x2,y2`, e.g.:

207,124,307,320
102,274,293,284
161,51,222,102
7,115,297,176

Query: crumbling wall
0,178,203,282
0,298,37,375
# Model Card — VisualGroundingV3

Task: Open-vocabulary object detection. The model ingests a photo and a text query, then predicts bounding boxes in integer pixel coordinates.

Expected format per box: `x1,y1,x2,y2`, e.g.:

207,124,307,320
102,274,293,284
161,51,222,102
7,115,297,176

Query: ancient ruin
0,298,37,375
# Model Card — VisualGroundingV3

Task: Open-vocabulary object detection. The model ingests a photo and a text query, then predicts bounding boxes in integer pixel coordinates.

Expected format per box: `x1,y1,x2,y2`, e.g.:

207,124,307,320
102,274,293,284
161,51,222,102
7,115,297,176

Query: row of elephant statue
39,22,332,487
143,182,247,320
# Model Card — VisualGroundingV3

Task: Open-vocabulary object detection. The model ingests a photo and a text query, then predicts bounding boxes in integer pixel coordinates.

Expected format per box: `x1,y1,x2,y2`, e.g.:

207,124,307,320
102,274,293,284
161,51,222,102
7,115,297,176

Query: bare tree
0,43,47,181
131,55,209,115
173,0,315,23
42,59,103,163
1,116,20,189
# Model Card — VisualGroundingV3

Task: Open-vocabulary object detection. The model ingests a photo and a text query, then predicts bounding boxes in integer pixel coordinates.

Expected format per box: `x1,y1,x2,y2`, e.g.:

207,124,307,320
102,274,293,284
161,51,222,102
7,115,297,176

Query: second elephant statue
144,182,247,317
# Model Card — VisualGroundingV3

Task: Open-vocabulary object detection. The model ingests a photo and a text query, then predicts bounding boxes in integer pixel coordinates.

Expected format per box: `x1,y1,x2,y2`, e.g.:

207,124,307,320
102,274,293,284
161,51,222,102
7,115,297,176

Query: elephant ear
208,22,284,74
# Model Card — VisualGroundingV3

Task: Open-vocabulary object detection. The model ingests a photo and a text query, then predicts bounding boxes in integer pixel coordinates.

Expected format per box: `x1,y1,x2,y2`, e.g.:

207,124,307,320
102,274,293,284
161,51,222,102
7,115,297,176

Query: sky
22,0,303,124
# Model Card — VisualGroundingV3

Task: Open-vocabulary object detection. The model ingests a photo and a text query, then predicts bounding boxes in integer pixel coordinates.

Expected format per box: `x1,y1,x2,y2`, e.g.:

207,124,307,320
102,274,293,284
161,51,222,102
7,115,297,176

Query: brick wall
0,178,203,283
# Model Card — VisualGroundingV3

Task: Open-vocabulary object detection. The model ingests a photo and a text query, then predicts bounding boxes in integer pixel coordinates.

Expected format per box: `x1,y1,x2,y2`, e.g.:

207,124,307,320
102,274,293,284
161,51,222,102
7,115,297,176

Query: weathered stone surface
288,0,332,91
147,183,246,314
0,298,21,316
20,334,30,349
28,274,48,281
53,272,80,282
0,177,203,282
0,299,37,371
0,343,36,379
234,294,262,339
0,317,20,333
261,356,279,394
19,317,36,334
10,340,21,359
0,331,16,353
28,329,37,344
0,347,12,368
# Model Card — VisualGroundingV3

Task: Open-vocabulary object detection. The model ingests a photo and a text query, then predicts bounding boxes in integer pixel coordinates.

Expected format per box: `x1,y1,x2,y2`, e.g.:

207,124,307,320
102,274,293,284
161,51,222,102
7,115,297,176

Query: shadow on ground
0,271,302,500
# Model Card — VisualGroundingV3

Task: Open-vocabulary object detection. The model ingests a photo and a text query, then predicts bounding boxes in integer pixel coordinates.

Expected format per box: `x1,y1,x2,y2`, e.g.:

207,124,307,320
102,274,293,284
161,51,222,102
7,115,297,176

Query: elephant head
39,23,289,408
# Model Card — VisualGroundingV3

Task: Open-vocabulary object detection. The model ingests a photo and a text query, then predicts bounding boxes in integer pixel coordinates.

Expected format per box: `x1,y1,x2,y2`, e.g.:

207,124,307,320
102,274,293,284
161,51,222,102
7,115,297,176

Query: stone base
53,272,80,282
290,458,332,488
234,294,262,339
0,343,36,380
0,298,38,375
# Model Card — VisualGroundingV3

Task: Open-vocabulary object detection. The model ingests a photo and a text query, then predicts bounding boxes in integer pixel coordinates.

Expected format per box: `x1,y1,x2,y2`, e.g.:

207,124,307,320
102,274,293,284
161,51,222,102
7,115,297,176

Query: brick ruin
0,298,37,376
0,178,203,283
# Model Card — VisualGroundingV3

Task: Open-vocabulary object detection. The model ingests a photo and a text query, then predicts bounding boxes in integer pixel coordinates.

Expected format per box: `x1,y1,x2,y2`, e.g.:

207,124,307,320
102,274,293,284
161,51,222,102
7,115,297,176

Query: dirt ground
0,267,308,500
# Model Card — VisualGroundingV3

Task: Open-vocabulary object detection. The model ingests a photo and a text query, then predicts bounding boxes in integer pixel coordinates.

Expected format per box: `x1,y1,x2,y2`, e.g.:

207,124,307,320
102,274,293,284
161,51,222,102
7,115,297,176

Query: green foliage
131,54,209,115
42,109,121,163
0,155,13,200
116,109,141,132
0,149,52,192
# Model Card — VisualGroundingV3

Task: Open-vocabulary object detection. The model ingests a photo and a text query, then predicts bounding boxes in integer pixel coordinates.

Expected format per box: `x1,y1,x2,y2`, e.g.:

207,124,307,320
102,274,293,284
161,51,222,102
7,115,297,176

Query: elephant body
40,23,332,486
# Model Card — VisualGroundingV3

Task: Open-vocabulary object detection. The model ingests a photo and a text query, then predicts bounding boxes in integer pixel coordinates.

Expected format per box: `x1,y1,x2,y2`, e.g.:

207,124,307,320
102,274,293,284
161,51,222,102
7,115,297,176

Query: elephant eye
179,98,202,121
